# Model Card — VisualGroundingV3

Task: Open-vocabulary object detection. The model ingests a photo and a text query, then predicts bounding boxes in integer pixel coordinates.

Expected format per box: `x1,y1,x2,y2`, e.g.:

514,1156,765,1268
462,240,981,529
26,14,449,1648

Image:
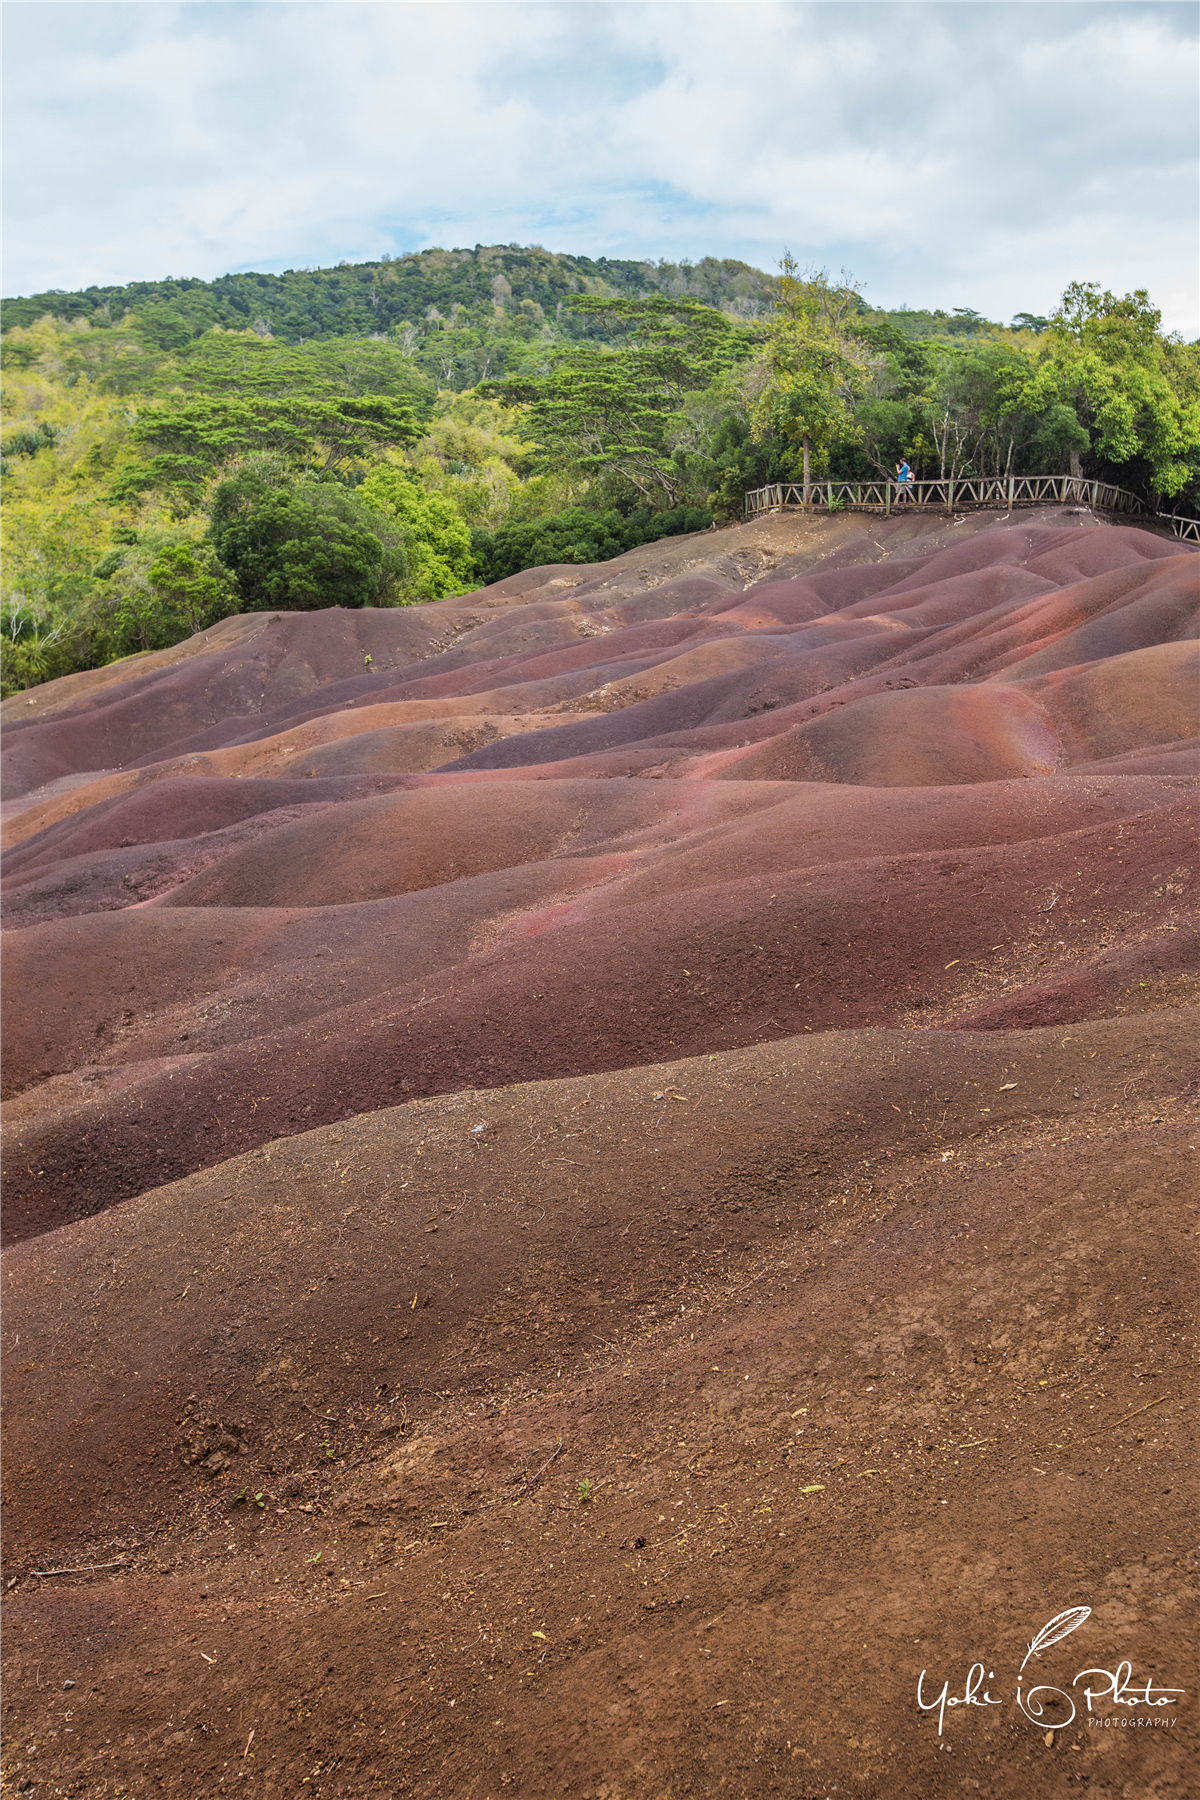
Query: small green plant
233,1487,266,1508
577,1477,594,1505
305,1550,322,1565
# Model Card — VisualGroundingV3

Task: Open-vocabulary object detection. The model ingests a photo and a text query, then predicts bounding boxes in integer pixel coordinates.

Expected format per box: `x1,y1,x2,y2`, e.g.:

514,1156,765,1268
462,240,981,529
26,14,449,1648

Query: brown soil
2,506,1197,1799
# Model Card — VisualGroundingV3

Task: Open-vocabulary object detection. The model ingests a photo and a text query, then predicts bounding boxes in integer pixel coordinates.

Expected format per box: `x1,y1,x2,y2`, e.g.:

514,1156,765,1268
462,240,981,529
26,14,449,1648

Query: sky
3,1,1197,332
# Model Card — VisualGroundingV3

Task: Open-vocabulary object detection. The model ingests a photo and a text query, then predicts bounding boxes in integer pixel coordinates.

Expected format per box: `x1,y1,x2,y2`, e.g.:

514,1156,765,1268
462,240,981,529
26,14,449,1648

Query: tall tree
359,465,477,600
156,332,434,406
208,469,407,610
1012,282,1200,498
485,297,756,505
111,394,423,511
751,259,871,498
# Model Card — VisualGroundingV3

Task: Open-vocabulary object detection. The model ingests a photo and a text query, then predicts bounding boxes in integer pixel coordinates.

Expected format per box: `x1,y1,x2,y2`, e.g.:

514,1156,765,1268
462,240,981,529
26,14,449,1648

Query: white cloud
3,1,1196,332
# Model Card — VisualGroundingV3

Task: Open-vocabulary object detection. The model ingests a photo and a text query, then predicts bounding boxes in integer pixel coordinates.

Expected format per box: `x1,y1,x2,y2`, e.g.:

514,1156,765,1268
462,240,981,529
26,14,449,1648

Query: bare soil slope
2,505,1197,1800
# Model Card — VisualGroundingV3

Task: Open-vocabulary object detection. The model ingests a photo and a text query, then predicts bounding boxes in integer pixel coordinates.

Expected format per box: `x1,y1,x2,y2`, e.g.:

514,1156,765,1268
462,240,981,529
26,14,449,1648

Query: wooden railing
743,473,1200,543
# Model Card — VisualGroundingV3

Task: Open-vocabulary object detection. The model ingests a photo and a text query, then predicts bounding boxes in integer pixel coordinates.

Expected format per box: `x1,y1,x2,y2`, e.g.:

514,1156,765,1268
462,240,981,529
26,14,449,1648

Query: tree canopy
471,503,712,586
751,261,872,487
208,469,407,610
112,394,425,511
485,296,757,504
1004,282,1200,497
359,464,477,600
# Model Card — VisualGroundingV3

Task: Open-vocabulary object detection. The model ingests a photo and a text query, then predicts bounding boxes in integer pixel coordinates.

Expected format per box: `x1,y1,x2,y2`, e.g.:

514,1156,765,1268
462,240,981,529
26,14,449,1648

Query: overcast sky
3,1,1197,331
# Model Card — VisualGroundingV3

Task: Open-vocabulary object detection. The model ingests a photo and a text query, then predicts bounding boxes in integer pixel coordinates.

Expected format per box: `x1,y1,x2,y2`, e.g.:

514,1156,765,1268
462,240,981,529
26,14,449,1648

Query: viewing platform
744,472,1200,542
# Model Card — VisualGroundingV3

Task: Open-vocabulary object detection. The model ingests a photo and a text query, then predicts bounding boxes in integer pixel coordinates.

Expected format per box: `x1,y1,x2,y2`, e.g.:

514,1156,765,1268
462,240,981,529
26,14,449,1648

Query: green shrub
1,535,241,694
471,503,711,586
209,469,407,610
358,464,476,600
95,539,239,656
672,416,794,521
0,599,88,694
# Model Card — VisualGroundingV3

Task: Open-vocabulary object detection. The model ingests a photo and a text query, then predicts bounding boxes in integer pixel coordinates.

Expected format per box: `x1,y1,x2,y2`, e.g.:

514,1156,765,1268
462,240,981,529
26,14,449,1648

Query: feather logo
1019,1607,1091,1675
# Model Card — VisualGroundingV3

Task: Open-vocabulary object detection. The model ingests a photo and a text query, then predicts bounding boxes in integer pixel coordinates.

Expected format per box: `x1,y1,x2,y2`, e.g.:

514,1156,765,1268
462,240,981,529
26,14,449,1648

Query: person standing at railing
896,459,914,502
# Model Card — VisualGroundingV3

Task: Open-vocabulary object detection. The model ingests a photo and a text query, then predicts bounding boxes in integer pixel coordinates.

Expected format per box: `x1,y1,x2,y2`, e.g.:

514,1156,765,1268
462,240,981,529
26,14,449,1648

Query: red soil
2,506,1197,1799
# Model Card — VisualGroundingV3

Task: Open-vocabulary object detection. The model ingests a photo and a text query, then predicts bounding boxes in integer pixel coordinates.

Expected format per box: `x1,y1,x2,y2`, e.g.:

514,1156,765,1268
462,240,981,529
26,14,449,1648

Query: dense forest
0,247,782,387
3,244,1197,694
0,243,1031,381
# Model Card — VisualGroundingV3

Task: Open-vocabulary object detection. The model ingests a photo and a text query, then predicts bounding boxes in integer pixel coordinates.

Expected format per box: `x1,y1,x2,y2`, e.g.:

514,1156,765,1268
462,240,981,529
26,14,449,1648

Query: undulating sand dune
2,505,1197,1800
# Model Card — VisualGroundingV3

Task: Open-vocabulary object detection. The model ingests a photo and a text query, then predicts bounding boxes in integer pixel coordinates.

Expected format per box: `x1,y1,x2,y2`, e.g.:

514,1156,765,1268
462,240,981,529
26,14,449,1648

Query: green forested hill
3,252,1195,697
1,245,779,345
